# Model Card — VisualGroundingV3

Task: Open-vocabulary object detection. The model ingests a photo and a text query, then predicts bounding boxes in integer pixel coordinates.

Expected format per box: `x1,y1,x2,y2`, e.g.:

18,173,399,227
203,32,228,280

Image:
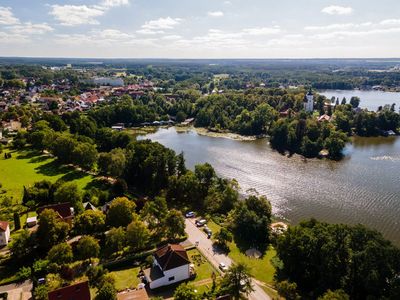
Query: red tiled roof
0,221,9,231
154,244,190,271
117,289,149,300
48,281,90,300
37,202,73,220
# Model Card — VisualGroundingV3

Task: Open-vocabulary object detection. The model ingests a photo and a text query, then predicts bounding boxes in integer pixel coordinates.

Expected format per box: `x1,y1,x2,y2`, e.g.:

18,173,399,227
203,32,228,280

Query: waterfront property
144,244,192,289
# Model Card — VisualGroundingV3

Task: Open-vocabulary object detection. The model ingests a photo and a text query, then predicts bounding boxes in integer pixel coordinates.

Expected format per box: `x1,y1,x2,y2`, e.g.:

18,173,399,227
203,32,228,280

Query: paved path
185,219,271,300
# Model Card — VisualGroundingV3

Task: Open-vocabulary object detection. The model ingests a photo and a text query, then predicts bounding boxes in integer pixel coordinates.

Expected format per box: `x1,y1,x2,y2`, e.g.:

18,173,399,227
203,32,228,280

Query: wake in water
370,155,400,162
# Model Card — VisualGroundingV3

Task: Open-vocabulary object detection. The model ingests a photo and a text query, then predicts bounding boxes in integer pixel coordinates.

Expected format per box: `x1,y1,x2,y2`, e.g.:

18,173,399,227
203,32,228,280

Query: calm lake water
140,128,400,245
319,89,400,111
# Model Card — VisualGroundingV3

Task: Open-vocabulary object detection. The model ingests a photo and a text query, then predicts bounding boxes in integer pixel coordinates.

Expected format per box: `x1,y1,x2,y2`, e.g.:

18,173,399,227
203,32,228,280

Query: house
144,244,191,289
37,202,74,224
48,281,90,300
117,289,149,300
0,221,10,246
26,216,37,227
82,202,98,211
317,114,331,122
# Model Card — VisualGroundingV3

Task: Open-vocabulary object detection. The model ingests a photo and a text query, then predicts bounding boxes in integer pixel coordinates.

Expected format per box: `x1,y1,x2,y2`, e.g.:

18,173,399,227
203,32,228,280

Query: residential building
37,202,74,224
144,244,191,289
48,281,90,300
0,221,10,246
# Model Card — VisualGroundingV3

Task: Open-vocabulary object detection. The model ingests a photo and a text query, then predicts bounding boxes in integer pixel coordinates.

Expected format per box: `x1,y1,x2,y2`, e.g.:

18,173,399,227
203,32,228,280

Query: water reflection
139,127,400,245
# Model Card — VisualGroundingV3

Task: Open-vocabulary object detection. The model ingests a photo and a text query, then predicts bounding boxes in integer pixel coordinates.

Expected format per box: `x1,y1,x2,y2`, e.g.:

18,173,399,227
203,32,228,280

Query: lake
319,89,400,111
139,127,400,245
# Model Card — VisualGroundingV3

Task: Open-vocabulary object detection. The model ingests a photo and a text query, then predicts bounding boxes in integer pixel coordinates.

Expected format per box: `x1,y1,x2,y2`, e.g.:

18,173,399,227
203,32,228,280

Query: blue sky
0,0,400,58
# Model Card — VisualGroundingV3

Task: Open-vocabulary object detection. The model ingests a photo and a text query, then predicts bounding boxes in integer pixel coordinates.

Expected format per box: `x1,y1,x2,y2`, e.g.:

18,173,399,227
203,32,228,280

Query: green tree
276,280,301,300
105,227,126,254
318,289,350,300
173,283,201,300
72,142,98,170
220,263,254,300
74,210,105,235
163,209,185,240
13,212,21,230
37,209,70,250
98,148,126,177
95,282,117,300
9,229,32,262
54,182,83,214
106,197,136,228
350,97,360,108
126,217,150,252
215,228,233,251
76,236,100,260
47,242,73,265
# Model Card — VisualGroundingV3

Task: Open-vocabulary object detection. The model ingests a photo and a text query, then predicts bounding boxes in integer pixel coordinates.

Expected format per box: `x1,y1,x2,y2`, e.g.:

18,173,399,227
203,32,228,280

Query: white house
0,221,10,246
144,244,191,289
304,89,314,112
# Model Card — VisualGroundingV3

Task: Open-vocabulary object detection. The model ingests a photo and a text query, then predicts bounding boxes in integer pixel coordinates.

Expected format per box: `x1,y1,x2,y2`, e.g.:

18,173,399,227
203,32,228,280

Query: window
168,276,175,281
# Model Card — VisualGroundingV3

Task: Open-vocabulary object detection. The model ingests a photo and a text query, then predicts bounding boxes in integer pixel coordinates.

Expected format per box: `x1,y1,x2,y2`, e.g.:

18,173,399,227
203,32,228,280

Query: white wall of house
149,264,190,289
0,226,10,246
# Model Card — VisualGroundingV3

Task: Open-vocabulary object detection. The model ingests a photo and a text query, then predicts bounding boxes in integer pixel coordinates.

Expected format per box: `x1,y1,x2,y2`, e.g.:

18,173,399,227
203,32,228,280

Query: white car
219,262,228,272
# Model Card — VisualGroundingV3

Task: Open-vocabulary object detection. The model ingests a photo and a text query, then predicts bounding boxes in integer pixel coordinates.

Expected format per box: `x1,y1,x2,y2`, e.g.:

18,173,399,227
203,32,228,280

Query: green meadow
0,148,94,204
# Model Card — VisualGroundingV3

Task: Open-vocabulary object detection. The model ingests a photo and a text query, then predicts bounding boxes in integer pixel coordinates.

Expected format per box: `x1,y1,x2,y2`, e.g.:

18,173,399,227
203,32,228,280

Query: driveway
185,219,271,300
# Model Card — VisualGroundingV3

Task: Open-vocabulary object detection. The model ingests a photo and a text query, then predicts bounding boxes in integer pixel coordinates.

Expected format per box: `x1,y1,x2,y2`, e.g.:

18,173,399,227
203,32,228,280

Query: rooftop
154,244,190,271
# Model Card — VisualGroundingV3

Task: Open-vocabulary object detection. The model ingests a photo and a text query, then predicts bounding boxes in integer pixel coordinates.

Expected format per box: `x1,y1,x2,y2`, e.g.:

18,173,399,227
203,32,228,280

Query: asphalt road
185,219,271,300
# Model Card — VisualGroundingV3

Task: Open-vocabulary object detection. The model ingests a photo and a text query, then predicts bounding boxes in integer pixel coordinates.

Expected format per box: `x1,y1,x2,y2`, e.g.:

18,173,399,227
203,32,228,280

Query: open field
0,148,94,204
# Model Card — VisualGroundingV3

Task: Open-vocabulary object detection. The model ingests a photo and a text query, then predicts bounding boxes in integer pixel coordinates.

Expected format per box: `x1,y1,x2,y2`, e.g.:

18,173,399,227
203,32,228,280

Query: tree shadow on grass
29,155,51,164
15,150,42,160
59,170,88,182
84,178,111,191
35,160,74,177
233,233,268,257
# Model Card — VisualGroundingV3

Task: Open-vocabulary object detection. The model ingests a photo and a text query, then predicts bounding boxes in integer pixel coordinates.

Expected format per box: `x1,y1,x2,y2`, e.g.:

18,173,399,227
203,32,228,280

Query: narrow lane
185,219,271,300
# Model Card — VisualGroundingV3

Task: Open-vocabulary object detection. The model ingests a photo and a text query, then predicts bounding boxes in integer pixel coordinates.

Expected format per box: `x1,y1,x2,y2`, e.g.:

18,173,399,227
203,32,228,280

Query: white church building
303,89,314,112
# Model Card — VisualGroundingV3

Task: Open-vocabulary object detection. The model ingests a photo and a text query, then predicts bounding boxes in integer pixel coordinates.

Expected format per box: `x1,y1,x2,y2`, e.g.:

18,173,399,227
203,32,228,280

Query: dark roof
0,221,9,231
117,289,149,300
37,202,73,220
154,244,190,271
48,281,90,300
143,266,164,283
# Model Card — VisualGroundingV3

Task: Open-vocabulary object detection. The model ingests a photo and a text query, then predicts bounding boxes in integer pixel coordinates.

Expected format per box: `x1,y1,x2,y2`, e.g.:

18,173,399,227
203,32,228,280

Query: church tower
303,89,314,112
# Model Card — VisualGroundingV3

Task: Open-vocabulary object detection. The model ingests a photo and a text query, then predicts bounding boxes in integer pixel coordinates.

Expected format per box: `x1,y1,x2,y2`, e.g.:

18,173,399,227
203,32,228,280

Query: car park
185,211,195,218
219,262,228,272
195,219,207,227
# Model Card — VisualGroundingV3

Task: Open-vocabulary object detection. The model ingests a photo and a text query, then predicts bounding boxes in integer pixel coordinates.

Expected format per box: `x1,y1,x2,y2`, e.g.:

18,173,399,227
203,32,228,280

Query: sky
0,0,400,58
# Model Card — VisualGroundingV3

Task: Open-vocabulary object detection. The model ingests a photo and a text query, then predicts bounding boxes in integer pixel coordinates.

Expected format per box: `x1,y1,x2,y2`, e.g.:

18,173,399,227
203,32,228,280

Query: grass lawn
0,148,94,204
187,248,219,282
110,266,141,291
207,220,276,285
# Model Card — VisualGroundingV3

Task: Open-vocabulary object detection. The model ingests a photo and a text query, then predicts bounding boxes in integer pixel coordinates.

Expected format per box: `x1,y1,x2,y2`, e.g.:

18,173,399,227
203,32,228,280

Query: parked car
195,219,207,227
219,262,228,272
185,211,195,218
203,226,212,235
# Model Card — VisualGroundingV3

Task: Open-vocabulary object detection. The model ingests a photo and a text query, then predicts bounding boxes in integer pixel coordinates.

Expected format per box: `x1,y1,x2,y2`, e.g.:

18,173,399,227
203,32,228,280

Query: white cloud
208,11,224,17
162,35,182,40
0,31,29,44
137,17,182,34
322,5,353,15
101,0,130,8
142,17,182,30
242,26,281,36
8,22,54,35
223,1,232,5
0,6,19,25
305,22,372,31
50,5,106,26
380,19,400,26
